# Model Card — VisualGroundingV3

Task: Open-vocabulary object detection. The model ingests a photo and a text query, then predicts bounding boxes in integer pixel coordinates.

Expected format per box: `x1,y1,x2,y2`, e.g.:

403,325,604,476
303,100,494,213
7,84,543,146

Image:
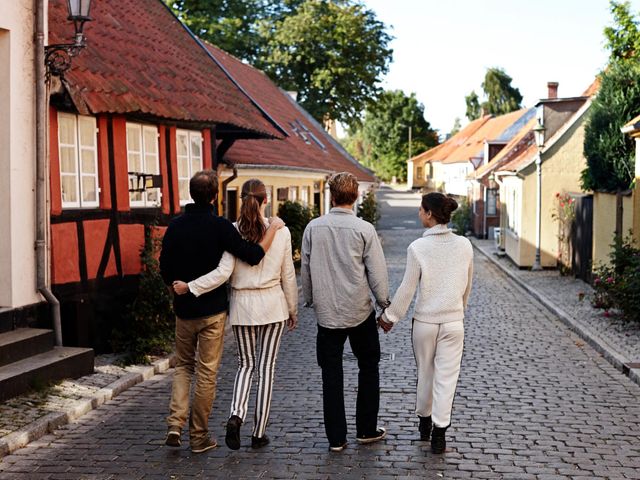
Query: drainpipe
36,0,63,346
221,167,238,218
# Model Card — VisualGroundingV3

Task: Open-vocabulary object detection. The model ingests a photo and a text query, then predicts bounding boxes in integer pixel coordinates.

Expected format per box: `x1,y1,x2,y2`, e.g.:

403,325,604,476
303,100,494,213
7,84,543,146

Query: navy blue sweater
159,203,265,319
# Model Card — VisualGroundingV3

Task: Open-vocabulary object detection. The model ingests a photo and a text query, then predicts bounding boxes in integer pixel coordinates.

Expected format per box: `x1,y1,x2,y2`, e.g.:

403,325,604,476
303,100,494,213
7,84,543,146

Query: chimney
547,82,559,99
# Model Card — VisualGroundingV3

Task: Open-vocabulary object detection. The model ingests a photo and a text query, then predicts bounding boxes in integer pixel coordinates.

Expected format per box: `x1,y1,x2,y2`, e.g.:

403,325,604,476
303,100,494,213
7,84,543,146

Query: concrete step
0,328,54,367
0,346,94,402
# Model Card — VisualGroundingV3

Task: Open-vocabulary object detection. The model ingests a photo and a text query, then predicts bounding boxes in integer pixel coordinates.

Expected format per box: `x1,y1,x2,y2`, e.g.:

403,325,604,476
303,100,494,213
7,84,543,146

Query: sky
360,0,640,137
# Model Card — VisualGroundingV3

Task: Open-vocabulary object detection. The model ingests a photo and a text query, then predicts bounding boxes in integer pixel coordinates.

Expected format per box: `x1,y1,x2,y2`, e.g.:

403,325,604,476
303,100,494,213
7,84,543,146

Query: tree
465,67,523,120
465,91,481,121
344,90,438,181
582,58,640,192
262,0,392,126
604,1,640,62
449,117,462,137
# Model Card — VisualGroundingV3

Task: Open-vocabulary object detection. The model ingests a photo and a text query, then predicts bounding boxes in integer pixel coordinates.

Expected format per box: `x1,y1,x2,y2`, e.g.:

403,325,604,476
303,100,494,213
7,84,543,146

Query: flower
594,277,601,285
604,310,611,318
606,276,614,284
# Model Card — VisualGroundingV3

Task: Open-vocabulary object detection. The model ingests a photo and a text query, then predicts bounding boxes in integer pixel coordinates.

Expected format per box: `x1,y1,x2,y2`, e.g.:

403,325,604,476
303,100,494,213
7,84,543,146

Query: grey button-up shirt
301,207,390,329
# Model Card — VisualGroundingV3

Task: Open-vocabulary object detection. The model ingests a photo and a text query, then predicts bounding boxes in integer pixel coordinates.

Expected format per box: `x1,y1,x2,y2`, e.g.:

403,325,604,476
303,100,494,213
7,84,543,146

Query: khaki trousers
412,320,464,428
167,312,226,445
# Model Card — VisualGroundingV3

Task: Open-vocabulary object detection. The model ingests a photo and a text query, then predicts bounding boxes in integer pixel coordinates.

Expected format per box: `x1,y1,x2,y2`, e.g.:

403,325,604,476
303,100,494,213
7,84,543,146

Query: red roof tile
204,43,375,182
48,0,280,138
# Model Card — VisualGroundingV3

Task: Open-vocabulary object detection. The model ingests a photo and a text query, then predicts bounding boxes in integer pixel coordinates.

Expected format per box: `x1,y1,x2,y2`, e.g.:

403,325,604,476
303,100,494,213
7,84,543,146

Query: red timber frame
48,106,217,350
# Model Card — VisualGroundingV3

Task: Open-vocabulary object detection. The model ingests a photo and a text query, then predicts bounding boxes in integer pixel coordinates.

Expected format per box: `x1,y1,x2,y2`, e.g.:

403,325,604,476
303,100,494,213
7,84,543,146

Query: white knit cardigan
383,224,473,325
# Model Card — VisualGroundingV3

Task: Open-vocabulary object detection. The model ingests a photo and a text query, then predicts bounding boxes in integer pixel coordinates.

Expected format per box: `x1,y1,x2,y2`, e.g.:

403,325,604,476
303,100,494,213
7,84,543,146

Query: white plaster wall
0,1,41,308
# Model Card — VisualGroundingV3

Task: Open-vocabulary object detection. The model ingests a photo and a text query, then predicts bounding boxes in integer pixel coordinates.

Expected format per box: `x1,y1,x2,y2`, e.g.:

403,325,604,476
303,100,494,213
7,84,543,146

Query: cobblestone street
1,188,639,479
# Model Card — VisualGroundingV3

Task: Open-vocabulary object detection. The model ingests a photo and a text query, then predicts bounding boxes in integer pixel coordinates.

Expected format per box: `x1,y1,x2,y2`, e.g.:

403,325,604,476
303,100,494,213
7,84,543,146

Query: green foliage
168,0,393,127
451,198,471,235
277,200,315,260
449,117,462,137
357,188,379,226
592,234,640,323
604,1,640,63
465,91,481,121
111,225,174,364
581,61,640,191
465,68,523,120
342,89,438,181
262,0,393,126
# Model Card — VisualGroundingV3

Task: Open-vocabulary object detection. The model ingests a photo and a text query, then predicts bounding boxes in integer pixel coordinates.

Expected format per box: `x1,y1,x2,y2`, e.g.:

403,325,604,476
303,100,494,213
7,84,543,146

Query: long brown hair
238,179,267,243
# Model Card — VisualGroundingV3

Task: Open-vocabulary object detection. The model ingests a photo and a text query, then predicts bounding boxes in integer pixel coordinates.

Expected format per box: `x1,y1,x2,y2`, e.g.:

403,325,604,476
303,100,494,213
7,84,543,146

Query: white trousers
230,321,285,438
412,320,464,428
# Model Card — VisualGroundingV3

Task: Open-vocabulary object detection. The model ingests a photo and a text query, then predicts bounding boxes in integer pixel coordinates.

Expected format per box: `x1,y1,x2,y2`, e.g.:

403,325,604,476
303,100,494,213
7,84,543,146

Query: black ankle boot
430,425,449,454
418,416,432,441
225,415,242,450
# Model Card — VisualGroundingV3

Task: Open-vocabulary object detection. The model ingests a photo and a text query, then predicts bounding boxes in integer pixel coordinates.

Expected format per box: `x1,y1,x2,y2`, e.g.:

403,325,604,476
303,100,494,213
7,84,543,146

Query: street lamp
45,0,93,79
531,118,546,271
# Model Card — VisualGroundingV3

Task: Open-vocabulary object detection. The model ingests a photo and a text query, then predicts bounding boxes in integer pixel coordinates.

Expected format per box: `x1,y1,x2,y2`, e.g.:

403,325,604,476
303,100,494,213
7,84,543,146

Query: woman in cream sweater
173,179,298,450
379,192,473,454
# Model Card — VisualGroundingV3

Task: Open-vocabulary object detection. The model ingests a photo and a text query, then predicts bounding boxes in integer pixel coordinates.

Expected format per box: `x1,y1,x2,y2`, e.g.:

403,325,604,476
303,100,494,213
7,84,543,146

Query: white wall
0,2,40,308
442,162,472,197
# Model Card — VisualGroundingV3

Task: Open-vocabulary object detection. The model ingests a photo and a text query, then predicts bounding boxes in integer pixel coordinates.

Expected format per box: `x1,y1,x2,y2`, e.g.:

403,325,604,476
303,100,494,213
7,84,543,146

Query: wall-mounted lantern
45,0,93,79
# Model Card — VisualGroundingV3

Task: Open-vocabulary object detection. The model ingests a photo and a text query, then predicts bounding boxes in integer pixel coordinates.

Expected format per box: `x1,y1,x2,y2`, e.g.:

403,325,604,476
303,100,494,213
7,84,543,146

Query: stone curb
472,242,640,388
0,354,175,458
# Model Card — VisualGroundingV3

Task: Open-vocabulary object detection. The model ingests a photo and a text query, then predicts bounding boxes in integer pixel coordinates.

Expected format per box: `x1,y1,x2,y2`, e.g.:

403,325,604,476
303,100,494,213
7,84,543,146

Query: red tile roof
411,116,492,164
48,0,280,138
204,43,376,182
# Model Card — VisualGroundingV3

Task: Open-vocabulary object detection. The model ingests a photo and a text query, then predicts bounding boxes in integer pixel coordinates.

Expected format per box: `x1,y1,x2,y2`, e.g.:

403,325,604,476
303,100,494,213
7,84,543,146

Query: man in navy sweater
160,170,284,453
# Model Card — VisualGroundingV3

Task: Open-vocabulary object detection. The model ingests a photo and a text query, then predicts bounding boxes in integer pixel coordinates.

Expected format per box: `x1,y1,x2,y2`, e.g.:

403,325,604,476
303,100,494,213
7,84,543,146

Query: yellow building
621,114,640,247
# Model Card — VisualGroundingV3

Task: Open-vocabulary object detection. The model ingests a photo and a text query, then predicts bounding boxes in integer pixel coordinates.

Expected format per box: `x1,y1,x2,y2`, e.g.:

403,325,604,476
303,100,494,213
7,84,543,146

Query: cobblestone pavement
1,188,639,479
473,239,640,368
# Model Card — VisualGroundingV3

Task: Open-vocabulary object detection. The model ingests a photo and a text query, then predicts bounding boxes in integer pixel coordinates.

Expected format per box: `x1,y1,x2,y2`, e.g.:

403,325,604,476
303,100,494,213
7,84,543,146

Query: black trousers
316,311,381,446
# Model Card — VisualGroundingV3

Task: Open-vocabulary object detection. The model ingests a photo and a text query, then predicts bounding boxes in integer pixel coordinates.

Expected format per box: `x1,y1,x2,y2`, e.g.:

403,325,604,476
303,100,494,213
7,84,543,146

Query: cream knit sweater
383,224,473,325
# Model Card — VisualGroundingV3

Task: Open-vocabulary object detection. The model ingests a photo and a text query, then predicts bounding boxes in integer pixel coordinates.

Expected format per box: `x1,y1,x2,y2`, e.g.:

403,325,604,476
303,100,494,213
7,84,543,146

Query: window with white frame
265,186,273,217
288,186,298,202
507,187,519,233
486,189,497,216
127,123,160,208
58,113,99,208
300,186,310,206
176,129,203,205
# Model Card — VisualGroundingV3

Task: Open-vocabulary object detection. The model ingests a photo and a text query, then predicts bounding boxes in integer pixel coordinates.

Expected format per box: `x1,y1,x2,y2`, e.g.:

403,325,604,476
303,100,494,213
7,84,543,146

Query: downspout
36,0,62,346
221,167,238,218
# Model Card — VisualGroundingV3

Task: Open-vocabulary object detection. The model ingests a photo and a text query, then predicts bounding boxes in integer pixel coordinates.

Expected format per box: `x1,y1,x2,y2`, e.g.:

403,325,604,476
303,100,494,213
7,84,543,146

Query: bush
357,188,380,226
111,224,174,364
592,234,640,323
277,201,315,261
451,198,472,235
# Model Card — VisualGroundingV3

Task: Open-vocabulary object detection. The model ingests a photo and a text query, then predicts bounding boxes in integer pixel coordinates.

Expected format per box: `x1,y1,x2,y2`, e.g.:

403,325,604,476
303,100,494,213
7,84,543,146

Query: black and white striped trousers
230,321,285,438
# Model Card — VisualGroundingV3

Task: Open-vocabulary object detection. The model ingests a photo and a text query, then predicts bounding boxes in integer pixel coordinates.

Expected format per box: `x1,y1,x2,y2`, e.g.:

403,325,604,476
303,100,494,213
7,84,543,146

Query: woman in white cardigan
173,179,298,450
378,192,473,454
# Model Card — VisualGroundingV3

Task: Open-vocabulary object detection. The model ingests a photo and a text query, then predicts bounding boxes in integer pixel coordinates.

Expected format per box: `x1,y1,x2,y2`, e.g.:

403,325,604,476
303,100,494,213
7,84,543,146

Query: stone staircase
0,315,94,402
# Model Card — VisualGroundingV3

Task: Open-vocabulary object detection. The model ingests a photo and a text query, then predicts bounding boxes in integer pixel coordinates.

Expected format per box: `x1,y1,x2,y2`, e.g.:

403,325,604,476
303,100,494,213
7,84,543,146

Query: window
176,130,203,205
300,186,310,206
58,113,99,208
416,166,423,180
507,187,519,234
288,186,298,202
127,123,160,208
486,189,497,216
265,186,273,217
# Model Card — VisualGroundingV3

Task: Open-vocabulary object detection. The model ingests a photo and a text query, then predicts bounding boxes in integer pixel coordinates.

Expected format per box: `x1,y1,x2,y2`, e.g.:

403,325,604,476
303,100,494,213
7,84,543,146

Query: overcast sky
362,0,640,136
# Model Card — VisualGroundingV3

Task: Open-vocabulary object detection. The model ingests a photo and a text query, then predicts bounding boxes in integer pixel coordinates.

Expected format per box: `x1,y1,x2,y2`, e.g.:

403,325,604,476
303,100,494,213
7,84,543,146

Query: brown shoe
191,437,217,453
165,427,181,447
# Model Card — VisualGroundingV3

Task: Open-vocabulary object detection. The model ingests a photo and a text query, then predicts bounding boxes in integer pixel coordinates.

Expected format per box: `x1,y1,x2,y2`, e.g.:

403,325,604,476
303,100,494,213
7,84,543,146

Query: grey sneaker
165,427,181,447
356,427,387,444
191,437,217,453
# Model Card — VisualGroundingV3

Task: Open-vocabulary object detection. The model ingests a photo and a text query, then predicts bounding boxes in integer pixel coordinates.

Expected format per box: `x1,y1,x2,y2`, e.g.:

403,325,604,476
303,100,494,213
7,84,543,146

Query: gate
571,194,593,282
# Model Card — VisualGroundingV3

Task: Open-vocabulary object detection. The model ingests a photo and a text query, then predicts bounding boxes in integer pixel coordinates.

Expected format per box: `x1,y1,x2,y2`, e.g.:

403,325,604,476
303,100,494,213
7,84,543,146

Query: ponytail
237,179,267,243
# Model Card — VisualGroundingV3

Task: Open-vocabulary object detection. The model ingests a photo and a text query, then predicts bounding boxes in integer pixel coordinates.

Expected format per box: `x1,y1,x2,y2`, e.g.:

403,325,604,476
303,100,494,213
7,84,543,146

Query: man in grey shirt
301,172,390,452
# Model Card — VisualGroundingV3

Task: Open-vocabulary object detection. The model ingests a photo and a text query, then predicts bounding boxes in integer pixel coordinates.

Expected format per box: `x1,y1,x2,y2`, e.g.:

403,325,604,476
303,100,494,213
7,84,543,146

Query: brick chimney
547,82,559,99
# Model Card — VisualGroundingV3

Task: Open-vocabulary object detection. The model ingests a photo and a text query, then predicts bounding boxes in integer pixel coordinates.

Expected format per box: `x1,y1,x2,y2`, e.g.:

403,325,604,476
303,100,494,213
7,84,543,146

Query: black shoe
251,435,270,449
356,427,387,444
419,416,432,441
329,441,347,452
431,425,449,454
225,415,242,450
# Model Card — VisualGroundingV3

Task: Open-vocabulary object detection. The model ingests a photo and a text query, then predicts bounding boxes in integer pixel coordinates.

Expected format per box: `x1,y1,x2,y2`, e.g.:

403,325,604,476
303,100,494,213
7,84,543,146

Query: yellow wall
221,168,325,219
506,113,588,268
592,192,634,267
634,138,640,246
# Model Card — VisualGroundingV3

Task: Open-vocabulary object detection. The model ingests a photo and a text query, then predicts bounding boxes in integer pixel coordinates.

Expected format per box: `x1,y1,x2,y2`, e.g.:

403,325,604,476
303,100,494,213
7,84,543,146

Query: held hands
268,217,285,230
287,313,298,331
377,315,394,334
172,280,189,295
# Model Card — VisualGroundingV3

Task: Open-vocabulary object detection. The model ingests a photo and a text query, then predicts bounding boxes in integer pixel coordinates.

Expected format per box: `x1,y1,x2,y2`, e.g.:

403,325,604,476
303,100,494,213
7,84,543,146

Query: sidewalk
472,238,640,386
0,353,174,457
